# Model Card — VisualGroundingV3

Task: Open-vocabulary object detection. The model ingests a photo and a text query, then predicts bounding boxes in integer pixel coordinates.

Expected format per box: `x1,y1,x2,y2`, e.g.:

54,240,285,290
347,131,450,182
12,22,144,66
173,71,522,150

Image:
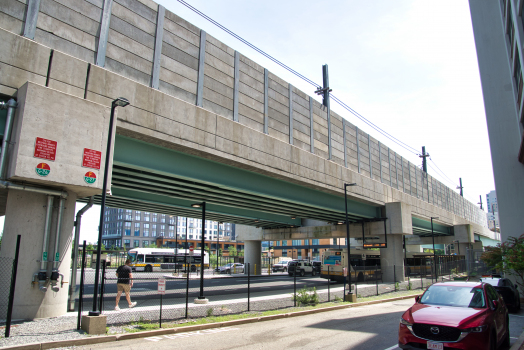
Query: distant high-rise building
485,190,499,230
101,208,235,249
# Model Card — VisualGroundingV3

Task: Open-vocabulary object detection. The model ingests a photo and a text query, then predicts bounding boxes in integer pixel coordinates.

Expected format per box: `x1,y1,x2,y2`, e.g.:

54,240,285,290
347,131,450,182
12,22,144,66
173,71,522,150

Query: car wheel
300,269,305,277
145,265,152,272
312,269,316,276
502,319,510,348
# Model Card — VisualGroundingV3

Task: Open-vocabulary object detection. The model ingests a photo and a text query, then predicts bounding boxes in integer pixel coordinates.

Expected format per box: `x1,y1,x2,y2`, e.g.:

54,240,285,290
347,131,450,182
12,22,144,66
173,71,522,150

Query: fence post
77,240,87,330
294,264,297,307
99,260,106,313
327,265,330,302
354,269,358,297
185,255,189,319
159,293,163,328
394,265,397,292
5,235,21,338
420,261,423,290
375,265,379,296
248,263,250,311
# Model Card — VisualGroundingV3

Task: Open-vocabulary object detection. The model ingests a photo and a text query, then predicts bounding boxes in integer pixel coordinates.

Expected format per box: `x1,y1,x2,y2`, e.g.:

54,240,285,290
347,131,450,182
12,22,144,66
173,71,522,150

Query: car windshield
420,285,486,308
223,263,233,268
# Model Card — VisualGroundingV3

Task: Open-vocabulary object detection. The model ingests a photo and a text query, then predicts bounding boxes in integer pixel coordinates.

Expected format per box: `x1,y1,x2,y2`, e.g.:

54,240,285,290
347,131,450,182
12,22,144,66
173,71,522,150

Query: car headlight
400,317,413,331
462,325,488,333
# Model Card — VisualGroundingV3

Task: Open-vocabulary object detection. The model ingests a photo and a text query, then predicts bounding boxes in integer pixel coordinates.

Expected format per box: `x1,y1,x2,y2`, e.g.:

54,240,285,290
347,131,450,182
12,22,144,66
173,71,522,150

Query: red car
399,281,509,350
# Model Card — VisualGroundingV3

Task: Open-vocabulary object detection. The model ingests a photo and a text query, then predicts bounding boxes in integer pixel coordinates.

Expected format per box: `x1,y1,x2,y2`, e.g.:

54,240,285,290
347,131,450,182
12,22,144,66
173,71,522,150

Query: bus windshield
127,251,137,262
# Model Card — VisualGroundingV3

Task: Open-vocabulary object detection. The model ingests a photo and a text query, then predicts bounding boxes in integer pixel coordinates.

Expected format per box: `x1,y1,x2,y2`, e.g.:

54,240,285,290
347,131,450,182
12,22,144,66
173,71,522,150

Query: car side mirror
415,295,420,303
492,300,498,309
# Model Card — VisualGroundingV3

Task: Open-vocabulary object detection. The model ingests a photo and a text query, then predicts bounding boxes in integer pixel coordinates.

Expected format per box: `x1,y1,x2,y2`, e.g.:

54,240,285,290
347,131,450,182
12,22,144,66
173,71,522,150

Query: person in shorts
115,259,137,310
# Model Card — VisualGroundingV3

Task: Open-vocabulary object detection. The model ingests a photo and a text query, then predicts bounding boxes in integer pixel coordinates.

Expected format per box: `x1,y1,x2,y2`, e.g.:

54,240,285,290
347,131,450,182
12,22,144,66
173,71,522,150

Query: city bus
127,248,209,272
320,248,381,283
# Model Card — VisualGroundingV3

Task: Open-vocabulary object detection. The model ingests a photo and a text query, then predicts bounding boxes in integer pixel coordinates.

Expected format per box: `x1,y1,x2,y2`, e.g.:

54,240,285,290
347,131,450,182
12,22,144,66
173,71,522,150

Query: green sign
43,252,48,261
55,252,59,261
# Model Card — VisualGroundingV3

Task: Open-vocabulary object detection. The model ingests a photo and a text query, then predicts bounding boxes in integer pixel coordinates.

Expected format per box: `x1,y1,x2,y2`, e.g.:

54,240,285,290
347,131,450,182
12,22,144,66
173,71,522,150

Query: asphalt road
57,299,524,350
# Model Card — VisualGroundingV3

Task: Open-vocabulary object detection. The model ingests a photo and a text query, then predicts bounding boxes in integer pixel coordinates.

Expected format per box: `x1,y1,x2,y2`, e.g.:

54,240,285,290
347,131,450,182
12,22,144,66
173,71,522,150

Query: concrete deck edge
0,293,420,350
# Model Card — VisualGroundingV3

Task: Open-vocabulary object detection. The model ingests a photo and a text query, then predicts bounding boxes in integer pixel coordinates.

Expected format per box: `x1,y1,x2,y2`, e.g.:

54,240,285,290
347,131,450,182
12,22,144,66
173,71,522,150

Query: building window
144,212,150,221
151,240,155,245
143,241,149,247
160,225,165,236
125,222,131,236
151,224,156,236
134,223,140,236
134,240,139,247
168,225,174,237
124,239,130,248
169,216,175,224
160,214,166,223
125,210,132,221
292,240,301,246
312,239,319,245
152,213,158,222
282,250,287,257
135,211,141,220
143,223,150,237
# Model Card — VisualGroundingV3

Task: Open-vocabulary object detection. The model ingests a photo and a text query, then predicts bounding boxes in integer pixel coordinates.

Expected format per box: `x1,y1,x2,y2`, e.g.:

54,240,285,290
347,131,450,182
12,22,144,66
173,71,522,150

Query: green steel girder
109,135,381,227
412,217,453,237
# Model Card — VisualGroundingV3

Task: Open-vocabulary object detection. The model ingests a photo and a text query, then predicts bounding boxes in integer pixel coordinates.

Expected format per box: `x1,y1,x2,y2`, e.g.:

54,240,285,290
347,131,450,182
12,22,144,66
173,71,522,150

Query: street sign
43,252,48,261
55,252,59,261
158,278,166,295
363,243,387,248
343,267,348,276
189,246,194,256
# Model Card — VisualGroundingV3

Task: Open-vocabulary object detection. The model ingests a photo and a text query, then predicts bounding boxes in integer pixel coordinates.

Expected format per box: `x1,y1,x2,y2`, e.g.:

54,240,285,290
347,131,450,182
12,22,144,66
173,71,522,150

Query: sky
5,0,495,244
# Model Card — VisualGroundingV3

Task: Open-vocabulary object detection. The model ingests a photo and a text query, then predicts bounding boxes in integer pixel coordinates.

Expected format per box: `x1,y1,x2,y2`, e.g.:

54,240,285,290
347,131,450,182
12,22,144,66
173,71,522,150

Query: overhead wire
174,0,484,207
175,0,420,157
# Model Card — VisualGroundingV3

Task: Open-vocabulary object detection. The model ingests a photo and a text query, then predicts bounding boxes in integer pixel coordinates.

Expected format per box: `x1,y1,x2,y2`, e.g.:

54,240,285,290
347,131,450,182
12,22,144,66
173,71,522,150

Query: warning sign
34,137,57,161
84,171,97,184
158,278,166,295
35,163,50,177
82,148,102,169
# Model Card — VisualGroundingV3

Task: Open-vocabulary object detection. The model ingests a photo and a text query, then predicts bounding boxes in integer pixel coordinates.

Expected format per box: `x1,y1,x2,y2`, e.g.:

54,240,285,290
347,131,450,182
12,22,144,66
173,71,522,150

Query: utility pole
478,195,483,210
457,178,464,197
419,146,429,173
315,65,332,160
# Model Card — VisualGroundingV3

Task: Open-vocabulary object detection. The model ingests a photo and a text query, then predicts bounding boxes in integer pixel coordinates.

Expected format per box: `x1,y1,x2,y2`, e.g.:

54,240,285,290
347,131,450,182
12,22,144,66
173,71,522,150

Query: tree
481,234,524,292
228,246,237,257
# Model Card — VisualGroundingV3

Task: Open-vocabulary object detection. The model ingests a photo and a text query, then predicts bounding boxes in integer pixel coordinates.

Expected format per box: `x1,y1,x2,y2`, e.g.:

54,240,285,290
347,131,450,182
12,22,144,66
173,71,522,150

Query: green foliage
86,243,94,251
149,243,158,248
480,234,524,292
407,282,412,291
204,245,210,252
206,308,213,317
395,282,400,290
293,286,319,306
228,246,237,257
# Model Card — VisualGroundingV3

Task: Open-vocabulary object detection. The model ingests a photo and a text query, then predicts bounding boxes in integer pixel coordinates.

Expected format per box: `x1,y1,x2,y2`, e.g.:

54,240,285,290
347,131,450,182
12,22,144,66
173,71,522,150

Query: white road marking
510,314,524,318
511,337,519,339
144,327,239,342
383,345,399,350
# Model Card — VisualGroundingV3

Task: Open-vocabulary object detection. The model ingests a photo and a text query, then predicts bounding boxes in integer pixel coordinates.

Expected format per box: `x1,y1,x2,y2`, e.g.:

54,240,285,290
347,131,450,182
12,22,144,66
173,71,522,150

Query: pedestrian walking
115,259,137,311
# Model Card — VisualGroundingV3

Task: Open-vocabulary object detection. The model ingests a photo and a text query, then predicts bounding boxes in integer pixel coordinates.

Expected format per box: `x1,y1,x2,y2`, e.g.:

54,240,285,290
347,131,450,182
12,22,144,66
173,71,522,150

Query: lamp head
191,203,202,208
113,97,130,107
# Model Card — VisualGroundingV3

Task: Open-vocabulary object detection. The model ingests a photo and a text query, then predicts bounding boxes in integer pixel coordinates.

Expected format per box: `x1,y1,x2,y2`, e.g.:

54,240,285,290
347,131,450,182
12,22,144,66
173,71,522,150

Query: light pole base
194,298,209,304
345,293,357,302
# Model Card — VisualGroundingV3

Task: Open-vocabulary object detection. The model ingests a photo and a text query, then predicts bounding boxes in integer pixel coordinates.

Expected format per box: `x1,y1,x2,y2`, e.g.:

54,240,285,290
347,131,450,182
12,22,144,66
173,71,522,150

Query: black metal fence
1,235,22,338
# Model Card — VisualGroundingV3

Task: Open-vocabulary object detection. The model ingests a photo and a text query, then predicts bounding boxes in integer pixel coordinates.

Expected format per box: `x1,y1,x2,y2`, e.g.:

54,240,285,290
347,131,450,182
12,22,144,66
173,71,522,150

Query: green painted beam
412,217,452,235
113,135,381,219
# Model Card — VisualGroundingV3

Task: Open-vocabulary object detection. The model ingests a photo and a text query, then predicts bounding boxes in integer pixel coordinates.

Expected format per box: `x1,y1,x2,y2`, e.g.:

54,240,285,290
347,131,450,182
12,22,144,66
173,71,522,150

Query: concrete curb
0,293,420,350
510,328,524,350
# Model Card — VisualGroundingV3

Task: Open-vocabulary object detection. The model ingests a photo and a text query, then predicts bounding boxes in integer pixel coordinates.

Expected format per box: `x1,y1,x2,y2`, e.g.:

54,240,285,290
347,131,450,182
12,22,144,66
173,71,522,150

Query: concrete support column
244,240,262,275
380,234,405,282
0,189,77,319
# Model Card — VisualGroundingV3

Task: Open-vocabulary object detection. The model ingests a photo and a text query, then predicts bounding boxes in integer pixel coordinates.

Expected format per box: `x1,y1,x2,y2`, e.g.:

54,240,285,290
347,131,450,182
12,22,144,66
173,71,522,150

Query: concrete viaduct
0,0,494,319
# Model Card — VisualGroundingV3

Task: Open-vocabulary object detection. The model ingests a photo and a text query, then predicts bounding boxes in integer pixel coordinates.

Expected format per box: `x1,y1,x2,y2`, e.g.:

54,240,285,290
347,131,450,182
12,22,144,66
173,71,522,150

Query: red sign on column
34,137,57,161
82,148,102,170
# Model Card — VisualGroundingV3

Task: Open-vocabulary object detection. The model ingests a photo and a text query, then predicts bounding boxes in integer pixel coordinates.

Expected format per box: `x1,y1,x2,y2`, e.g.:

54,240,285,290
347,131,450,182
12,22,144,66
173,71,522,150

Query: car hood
409,304,488,328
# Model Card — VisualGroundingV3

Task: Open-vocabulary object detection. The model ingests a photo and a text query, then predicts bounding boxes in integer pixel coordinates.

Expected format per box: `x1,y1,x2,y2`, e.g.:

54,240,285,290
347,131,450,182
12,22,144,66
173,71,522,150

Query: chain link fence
0,257,14,320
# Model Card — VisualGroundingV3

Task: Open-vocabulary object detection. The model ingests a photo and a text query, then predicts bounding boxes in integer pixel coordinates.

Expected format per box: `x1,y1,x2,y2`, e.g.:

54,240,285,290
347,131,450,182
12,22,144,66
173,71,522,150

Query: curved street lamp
191,202,207,301
91,97,129,316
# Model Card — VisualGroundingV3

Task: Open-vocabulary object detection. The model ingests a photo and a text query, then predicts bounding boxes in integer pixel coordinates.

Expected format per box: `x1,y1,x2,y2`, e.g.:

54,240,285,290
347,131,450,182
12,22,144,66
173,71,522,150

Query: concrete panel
114,0,157,23
162,29,199,58
239,60,264,84
109,16,155,49
37,12,96,51
0,0,26,21
48,51,89,90
206,33,235,56
34,28,95,64
164,8,199,36
158,67,197,94
0,27,50,75
0,62,46,90
162,16,200,47
111,1,156,35
108,28,154,62
52,0,102,22
8,83,109,197
204,76,233,99
160,54,198,82
205,41,234,67
105,57,151,86
161,41,199,70
238,114,263,133
40,0,100,36
0,11,24,36
47,79,84,98
385,202,412,235
157,79,196,105
238,92,263,114
202,99,233,120
205,54,234,77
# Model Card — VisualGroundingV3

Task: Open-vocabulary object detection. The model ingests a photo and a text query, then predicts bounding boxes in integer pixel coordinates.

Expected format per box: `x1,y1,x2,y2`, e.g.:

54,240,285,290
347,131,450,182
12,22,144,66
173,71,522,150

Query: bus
320,248,381,283
405,252,465,276
127,248,209,272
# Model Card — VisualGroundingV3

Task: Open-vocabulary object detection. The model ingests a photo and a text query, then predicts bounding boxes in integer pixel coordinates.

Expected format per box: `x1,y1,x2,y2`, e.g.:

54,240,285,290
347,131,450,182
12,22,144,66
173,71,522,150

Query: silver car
217,263,244,274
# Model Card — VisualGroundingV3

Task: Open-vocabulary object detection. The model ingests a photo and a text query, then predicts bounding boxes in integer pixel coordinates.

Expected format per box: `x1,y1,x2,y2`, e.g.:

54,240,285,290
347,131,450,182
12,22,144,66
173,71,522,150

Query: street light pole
431,217,439,280
217,222,221,271
91,97,129,316
344,183,357,296
191,202,206,300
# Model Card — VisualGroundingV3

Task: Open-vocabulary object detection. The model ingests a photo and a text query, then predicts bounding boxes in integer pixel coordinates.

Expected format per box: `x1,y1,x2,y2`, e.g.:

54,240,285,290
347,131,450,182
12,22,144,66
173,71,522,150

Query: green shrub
293,286,319,306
